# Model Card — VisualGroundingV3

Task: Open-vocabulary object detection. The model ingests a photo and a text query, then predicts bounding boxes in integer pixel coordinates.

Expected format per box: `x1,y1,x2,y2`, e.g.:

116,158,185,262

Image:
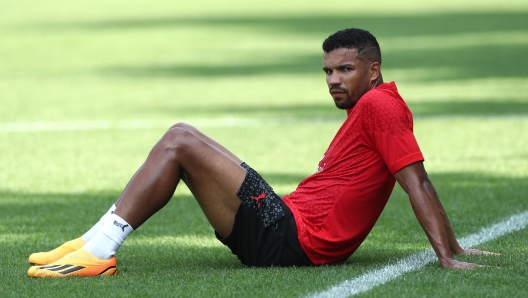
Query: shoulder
355,82,414,135
358,82,403,109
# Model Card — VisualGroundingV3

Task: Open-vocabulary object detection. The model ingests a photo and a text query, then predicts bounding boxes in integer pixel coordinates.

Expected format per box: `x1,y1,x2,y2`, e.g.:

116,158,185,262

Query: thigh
170,122,243,165
171,128,246,238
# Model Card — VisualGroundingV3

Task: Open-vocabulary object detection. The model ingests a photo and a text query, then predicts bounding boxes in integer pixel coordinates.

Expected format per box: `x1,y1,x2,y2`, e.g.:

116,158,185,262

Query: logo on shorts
250,192,266,209
113,220,129,232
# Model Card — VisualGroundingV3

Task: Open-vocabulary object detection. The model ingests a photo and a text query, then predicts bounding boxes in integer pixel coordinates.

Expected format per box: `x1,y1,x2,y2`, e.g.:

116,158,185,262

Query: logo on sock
113,220,129,232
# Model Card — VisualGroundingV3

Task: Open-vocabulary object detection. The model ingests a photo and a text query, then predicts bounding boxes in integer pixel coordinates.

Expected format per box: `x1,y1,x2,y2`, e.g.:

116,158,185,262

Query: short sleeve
359,90,424,174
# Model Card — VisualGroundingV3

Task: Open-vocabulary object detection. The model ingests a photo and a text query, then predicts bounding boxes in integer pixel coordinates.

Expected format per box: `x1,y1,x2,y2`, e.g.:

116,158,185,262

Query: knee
169,122,198,134
155,127,196,160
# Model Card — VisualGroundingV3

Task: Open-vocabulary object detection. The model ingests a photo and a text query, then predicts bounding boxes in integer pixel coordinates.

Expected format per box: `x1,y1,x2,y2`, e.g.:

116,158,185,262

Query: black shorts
215,163,313,267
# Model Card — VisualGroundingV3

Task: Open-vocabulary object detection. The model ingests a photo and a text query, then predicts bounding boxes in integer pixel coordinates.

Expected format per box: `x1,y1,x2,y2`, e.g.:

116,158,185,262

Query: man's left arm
394,161,497,269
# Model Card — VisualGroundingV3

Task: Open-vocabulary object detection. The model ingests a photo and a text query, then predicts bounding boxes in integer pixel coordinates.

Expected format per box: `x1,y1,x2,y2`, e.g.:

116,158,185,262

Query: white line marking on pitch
0,117,344,133
307,210,528,298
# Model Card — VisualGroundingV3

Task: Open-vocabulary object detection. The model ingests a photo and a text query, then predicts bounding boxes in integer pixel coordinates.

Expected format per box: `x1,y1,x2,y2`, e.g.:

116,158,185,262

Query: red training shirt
282,82,424,265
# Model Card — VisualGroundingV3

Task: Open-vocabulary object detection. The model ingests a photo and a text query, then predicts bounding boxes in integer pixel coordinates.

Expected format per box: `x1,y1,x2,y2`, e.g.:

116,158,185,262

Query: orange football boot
29,237,86,265
28,248,117,277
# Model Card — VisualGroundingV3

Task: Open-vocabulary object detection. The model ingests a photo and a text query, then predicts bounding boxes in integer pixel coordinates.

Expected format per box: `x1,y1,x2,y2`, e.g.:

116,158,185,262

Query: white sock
83,214,134,259
81,204,117,242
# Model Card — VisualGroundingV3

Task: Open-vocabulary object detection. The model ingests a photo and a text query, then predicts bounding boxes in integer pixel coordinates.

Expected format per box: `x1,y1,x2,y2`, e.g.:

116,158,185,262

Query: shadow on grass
100,43,528,81
50,11,525,82
34,12,528,38
2,171,526,269
0,172,308,235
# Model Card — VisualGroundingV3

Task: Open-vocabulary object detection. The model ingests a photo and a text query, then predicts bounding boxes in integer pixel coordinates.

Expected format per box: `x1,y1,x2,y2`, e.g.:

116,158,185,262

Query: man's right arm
394,161,497,268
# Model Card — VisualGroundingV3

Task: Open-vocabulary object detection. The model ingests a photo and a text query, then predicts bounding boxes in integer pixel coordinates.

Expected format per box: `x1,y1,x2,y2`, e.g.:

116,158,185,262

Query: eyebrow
337,63,354,69
322,63,355,72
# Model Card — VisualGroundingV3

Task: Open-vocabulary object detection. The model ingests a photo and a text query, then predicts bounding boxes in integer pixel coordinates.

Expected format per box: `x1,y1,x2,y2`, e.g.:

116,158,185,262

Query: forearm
423,181,464,254
407,186,454,265
395,162,495,269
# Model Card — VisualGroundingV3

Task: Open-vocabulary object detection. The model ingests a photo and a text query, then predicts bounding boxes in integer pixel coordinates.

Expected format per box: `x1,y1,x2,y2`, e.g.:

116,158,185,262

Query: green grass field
1,0,527,297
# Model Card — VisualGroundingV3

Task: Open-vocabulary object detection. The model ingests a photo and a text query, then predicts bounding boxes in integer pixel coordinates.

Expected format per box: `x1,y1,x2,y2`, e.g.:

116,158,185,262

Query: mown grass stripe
307,210,528,298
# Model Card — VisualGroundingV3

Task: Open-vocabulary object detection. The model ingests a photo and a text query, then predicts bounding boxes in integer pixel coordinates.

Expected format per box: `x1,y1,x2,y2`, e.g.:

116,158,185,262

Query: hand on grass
441,249,500,269
441,258,491,269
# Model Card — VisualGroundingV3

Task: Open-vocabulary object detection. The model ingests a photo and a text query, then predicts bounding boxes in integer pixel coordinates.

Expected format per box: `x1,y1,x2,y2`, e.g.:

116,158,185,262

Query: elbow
394,162,431,195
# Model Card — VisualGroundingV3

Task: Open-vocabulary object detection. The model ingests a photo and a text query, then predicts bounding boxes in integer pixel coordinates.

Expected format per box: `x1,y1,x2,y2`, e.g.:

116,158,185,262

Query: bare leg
114,123,242,207
114,123,246,238
27,123,243,268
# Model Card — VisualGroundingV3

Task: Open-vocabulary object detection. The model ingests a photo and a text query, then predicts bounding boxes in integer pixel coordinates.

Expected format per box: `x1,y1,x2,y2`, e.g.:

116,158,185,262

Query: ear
368,62,381,83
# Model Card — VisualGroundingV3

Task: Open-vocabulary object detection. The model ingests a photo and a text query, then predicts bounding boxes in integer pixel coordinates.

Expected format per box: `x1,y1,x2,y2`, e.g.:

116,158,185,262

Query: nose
326,72,341,86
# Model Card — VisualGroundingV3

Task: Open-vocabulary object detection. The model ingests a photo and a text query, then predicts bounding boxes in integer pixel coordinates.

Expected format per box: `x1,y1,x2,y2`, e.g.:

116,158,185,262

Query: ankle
83,214,134,259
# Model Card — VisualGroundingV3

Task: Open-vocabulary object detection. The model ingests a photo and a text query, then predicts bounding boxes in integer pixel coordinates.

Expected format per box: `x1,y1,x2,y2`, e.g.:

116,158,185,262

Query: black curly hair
322,28,381,65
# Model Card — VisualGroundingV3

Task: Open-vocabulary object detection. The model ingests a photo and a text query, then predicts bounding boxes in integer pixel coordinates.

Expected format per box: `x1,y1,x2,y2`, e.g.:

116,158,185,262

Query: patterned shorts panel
238,163,285,230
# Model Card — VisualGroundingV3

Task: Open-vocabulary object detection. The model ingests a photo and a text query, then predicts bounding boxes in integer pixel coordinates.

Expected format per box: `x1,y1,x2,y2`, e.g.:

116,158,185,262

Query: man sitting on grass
28,28,496,277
